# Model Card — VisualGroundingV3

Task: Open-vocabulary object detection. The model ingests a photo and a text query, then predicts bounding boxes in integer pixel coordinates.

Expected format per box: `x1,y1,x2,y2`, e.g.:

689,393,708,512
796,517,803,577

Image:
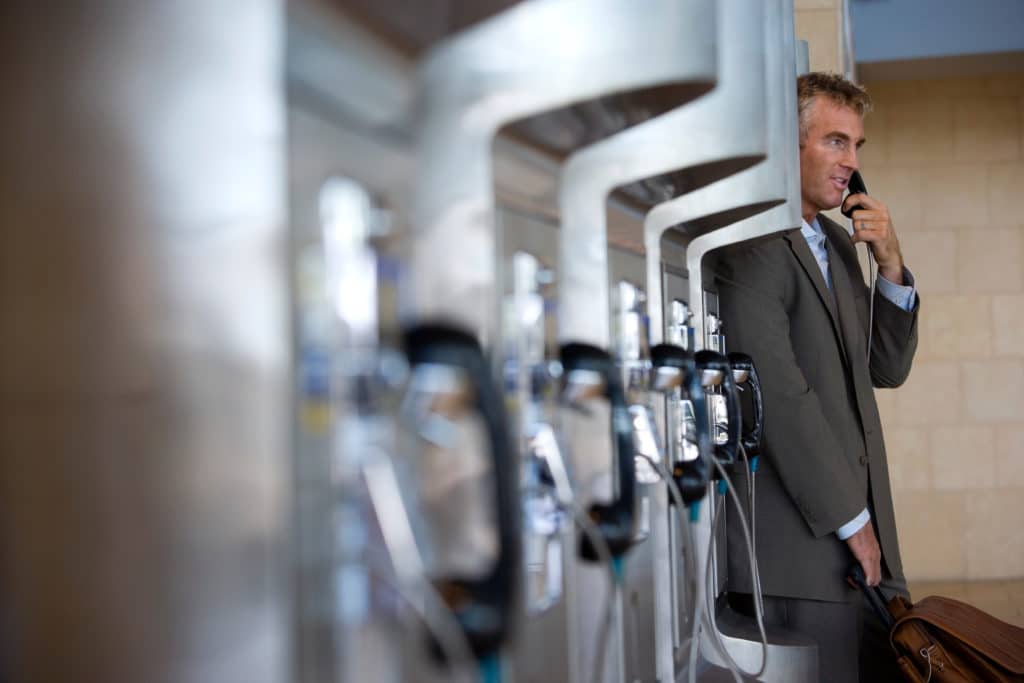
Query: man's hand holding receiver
843,193,905,285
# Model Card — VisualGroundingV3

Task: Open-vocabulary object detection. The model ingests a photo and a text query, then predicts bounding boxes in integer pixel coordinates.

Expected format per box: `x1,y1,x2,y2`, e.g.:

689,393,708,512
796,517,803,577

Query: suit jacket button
859,455,868,466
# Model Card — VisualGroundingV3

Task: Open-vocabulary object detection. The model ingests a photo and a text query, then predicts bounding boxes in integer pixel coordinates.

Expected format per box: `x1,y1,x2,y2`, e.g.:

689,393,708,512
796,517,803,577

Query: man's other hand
846,523,882,586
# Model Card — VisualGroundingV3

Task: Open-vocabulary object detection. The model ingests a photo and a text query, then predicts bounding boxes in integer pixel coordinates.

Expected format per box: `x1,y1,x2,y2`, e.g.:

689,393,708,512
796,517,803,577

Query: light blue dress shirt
800,218,917,540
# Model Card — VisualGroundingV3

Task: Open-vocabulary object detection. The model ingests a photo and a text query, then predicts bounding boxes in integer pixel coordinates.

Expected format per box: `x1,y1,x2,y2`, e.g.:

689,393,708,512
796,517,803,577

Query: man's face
799,95,865,221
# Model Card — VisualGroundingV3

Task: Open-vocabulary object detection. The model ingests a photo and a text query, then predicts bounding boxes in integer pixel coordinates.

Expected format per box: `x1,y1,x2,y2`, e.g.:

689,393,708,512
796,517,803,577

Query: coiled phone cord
687,507,707,683
683,456,768,683
701,494,743,683
703,456,769,680
629,454,728,683
867,248,876,362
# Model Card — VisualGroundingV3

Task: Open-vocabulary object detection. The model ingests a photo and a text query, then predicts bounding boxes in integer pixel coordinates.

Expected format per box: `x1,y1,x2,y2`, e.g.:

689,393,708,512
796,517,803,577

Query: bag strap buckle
919,644,945,682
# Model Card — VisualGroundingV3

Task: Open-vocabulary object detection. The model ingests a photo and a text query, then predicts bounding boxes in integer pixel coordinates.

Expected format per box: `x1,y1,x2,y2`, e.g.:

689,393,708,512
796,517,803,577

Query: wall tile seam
950,288,1024,299
892,423,976,434
958,357,1024,369
955,155,1024,164
886,96,956,110
937,481,1024,491
886,157,957,166
962,572,1024,583
947,224,1024,230
916,356,1001,363
989,350,1024,358
953,287,1024,296
930,483,998,493
927,432,992,443
917,333,996,343
882,418,969,429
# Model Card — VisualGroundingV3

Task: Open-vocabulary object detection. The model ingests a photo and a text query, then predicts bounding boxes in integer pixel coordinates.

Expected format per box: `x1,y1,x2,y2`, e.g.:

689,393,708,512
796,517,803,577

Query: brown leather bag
851,566,1024,682
887,595,1024,682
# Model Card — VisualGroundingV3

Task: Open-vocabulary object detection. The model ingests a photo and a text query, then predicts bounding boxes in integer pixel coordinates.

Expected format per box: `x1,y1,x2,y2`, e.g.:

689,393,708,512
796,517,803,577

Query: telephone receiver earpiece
841,170,868,218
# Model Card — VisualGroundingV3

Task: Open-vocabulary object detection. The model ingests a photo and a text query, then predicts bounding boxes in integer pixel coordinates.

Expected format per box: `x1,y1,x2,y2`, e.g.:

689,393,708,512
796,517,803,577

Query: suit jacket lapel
824,218,880,441
825,235,860,369
782,228,847,362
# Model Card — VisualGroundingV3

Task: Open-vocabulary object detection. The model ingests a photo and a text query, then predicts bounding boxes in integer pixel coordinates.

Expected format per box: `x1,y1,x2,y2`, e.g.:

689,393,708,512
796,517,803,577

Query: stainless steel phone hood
685,0,805,352
557,0,769,349
408,0,717,342
645,0,799,348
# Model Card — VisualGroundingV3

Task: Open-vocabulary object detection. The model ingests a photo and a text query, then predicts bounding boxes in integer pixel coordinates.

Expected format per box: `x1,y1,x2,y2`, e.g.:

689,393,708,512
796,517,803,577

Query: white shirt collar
800,216,824,241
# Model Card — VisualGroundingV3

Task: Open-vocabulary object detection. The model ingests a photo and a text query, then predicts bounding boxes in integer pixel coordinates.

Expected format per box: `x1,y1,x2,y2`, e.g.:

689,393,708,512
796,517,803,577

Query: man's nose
842,146,859,171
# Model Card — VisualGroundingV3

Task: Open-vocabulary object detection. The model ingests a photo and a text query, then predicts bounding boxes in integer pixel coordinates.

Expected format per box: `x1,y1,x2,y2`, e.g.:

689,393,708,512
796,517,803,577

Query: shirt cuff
836,508,871,540
876,267,917,312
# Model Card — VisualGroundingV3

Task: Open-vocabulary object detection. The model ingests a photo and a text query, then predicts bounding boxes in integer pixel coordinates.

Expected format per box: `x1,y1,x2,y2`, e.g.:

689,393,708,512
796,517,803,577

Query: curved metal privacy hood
558,0,769,350
407,0,717,342
685,0,803,351
645,0,801,347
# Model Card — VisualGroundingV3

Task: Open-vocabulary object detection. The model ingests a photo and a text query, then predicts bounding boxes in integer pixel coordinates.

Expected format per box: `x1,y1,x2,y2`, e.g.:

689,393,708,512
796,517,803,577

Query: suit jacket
714,213,919,603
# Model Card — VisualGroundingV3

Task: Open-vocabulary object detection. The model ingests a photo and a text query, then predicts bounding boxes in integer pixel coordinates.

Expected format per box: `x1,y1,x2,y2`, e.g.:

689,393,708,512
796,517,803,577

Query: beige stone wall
860,74,1024,581
795,0,852,74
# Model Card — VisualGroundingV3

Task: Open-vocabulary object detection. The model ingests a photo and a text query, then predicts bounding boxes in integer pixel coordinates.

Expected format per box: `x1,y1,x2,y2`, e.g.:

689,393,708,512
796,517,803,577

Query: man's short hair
797,72,872,143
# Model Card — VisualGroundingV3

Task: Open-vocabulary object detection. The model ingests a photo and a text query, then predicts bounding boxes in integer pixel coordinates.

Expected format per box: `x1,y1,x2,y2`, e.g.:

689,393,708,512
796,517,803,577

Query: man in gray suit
716,72,919,681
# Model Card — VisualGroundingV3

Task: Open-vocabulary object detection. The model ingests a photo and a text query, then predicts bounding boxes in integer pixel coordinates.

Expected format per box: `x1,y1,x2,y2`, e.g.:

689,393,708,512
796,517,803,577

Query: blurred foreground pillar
0,2,291,682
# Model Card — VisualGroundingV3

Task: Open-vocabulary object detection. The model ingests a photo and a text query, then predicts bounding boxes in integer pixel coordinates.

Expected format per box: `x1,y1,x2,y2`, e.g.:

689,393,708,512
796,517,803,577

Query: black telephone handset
560,342,638,561
841,170,868,218
841,169,879,361
403,323,520,660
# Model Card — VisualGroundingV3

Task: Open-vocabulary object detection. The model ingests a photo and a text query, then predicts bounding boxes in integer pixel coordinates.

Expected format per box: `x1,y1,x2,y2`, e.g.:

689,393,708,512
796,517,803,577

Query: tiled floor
908,579,1024,627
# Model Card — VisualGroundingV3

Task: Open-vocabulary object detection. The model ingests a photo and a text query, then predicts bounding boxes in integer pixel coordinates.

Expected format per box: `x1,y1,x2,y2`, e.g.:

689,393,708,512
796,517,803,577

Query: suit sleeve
827,227,920,389
868,274,919,388
716,244,866,538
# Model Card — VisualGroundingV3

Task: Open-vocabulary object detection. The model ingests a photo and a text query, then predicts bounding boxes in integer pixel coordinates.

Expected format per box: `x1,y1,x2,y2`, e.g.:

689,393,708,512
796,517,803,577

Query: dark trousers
729,578,906,683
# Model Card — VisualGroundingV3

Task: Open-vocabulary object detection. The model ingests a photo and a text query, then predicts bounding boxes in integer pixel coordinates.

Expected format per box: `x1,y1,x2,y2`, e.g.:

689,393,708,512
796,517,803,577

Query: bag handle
847,564,895,630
